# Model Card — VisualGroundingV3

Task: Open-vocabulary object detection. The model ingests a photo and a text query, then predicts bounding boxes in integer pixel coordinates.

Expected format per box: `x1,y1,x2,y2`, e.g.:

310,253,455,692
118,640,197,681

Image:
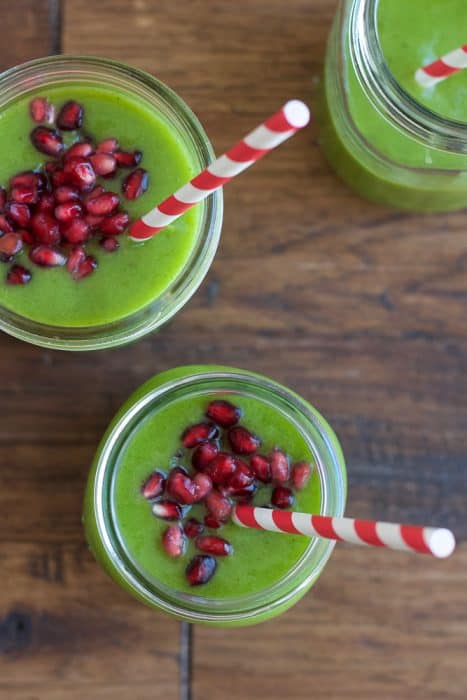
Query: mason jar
319,0,467,211
83,365,347,627
0,56,223,350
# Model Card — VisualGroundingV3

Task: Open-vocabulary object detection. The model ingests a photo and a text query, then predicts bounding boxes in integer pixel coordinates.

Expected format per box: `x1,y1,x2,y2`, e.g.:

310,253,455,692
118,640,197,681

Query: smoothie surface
0,83,202,327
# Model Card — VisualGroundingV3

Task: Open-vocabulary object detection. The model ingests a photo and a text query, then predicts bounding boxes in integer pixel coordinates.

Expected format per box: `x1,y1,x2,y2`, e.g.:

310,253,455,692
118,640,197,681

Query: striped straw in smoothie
415,44,467,87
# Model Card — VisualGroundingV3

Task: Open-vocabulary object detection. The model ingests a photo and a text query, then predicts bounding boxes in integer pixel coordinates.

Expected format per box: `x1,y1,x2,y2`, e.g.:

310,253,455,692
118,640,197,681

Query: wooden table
0,1,465,698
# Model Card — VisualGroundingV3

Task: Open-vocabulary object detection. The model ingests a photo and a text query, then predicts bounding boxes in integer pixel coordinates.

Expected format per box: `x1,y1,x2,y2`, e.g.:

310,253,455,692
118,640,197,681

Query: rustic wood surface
0,1,465,698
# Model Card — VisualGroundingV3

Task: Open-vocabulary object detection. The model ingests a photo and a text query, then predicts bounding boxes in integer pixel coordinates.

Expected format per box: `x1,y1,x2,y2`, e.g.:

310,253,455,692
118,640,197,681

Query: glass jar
0,56,223,350
83,366,347,627
319,0,467,211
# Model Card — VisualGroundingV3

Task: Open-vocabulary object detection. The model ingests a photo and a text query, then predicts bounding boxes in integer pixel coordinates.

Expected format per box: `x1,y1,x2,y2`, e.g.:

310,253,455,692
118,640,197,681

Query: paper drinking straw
415,44,467,87
129,100,310,241
232,505,456,559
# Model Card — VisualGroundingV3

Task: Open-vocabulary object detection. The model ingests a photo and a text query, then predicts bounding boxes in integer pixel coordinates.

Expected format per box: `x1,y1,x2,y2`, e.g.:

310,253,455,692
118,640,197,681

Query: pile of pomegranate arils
141,399,313,586
0,97,149,285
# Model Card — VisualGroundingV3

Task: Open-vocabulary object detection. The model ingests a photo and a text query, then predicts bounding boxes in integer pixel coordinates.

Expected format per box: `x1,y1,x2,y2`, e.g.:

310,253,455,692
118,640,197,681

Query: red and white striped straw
415,44,467,88
233,505,456,559
129,100,310,241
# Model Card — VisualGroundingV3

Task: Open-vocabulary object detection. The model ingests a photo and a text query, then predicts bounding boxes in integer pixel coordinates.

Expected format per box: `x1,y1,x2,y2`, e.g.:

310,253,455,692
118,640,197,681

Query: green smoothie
320,0,467,210
84,366,347,626
0,84,201,327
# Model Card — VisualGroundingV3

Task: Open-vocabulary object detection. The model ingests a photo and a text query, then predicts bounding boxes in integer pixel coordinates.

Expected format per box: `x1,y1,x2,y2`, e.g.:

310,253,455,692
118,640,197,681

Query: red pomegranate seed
193,472,213,501
196,535,232,557
186,555,217,586
30,211,60,245
184,518,204,539
65,141,94,160
291,461,313,490
6,264,32,285
122,167,148,200
84,192,119,216
0,187,6,212
51,169,69,188
271,485,294,509
30,126,64,157
141,470,166,500
181,422,218,448
90,153,117,178
64,157,96,191
55,202,83,223
0,232,22,260
83,185,105,203
84,214,104,229
250,454,271,483
54,186,80,204
205,490,232,522
29,97,54,124
72,254,97,280
206,399,242,428
192,441,219,471
204,514,222,529
57,100,84,130
115,149,142,168
19,229,35,245
29,245,67,267
162,524,185,558
167,468,198,505
37,193,55,212
270,448,290,483
10,184,37,205
231,482,257,502
97,138,119,154
5,203,30,228
98,211,129,236
99,236,119,252
152,500,182,521
66,246,86,277
10,171,44,190
228,426,261,455
204,452,236,485
0,214,14,233
226,460,254,491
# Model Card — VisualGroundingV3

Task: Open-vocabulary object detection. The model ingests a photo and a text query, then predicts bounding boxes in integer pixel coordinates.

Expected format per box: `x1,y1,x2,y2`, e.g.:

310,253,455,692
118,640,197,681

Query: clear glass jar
0,56,223,350
319,0,467,211
83,366,347,627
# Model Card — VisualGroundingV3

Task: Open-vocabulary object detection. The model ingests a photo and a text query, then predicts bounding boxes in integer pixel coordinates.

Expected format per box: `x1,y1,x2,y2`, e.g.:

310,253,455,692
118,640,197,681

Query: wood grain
0,1,57,72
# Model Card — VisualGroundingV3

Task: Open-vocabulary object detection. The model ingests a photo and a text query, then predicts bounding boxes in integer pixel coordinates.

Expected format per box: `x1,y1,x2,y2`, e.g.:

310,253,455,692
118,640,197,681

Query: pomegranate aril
271,485,294,509
57,100,84,130
99,236,119,252
90,153,117,177
84,214,105,229
250,454,271,483
205,490,232,522
152,500,182,521
30,212,61,245
270,448,290,483
193,472,213,501
98,211,129,236
122,167,148,200
29,245,67,267
181,422,218,448
0,232,22,261
186,555,217,586
30,126,64,157
5,203,30,228
64,157,96,191
115,149,142,168
37,193,55,212
55,202,83,223
291,461,313,490
83,185,105,203
85,192,120,216
231,482,257,502
10,171,44,190
204,514,222,529
184,518,204,539
97,138,119,154
228,426,261,455
0,187,6,212
72,254,97,280
196,535,232,557
226,460,254,492
10,184,37,205
204,452,236,485
192,441,219,471
162,524,185,558
6,264,32,285
19,229,35,246
54,186,80,204
66,246,86,277
141,470,166,500
0,215,14,233
29,97,54,124
51,169,70,188
65,141,94,160
167,469,198,505
206,399,241,428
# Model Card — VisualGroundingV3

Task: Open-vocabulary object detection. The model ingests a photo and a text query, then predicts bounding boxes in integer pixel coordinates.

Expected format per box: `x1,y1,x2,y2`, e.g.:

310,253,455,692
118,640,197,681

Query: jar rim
89,367,347,624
